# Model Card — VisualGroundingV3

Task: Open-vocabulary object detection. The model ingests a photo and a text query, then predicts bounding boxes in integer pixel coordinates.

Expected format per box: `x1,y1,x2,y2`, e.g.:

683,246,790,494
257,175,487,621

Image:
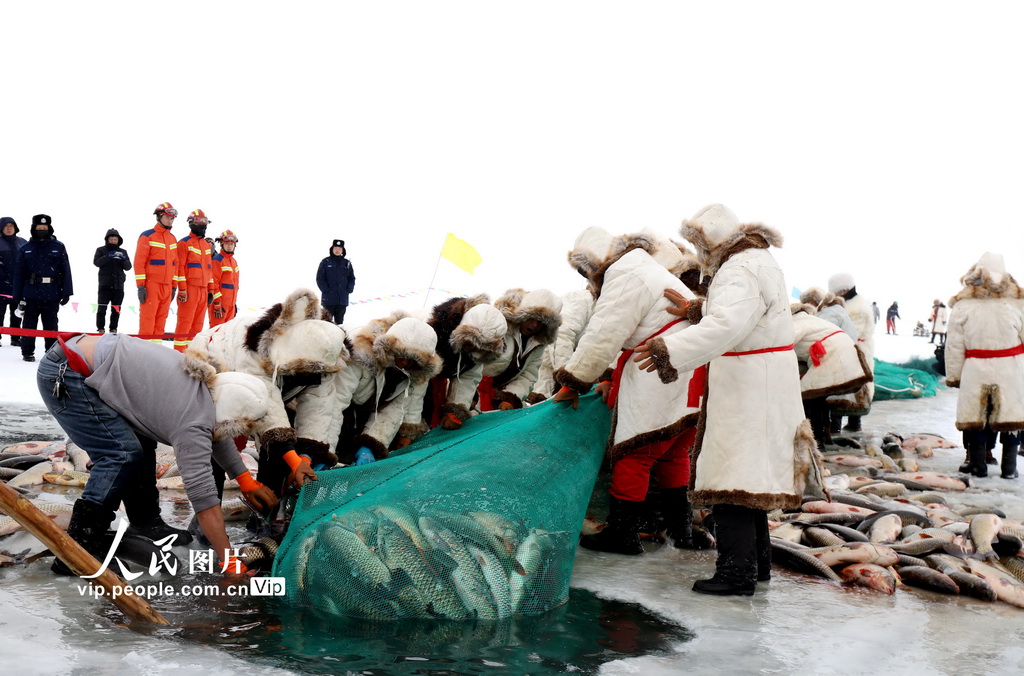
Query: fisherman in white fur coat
635,204,818,596
529,287,597,403
944,252,1024,479
552,227,704,555
333,313,442,465
826,272,875,432
477,289,562,411
791,303,873,451
183,288,348,495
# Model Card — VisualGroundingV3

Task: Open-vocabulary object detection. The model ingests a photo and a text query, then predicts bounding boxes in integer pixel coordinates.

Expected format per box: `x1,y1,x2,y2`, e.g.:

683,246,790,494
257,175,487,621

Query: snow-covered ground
2,331,1024,675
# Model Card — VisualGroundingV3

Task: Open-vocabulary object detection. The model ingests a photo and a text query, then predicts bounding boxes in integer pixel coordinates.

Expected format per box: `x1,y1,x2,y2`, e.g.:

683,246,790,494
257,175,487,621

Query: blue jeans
36,346,145,511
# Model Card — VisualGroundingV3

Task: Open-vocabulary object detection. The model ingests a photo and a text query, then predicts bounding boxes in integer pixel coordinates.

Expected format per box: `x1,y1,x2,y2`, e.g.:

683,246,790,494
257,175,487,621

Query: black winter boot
958,449,971,474
1001,434,1020,479
692,504,757,596
969,441,988,478
661,487,703,550
843,415,862,433
52,499,115,576
580,497,644,555
122,435,193,546
126,515,193,546
637,489,667,544
755,509,771,582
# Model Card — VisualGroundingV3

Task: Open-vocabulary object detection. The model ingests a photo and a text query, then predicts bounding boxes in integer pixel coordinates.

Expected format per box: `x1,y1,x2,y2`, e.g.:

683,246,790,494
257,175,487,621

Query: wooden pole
0,482,169,625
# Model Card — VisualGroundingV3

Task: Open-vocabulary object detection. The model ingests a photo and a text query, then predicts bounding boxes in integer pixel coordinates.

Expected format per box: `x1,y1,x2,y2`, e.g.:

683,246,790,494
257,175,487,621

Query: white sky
4,2,1023,333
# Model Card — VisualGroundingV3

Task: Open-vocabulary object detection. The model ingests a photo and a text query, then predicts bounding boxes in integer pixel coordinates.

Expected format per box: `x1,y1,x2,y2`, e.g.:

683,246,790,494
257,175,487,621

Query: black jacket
316,251,356,306
93,229,132,288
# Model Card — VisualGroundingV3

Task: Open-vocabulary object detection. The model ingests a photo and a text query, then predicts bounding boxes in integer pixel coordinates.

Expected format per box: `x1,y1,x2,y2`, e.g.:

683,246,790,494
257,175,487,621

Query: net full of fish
274,393,612,621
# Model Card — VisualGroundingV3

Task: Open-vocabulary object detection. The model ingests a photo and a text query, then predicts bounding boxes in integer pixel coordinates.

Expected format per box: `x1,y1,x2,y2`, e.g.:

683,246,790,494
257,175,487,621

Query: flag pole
424,248,444,308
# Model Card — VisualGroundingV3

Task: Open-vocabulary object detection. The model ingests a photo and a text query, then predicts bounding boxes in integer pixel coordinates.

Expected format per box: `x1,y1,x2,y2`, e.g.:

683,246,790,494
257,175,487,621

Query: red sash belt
56,334,92,376
809,331,844,367
477,376,496,412
608,319,684,408
722,344,795,357
964,344,1024,359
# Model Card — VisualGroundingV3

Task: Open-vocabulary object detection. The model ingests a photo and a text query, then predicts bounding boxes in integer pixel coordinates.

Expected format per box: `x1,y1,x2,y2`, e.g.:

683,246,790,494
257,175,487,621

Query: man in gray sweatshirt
37,333,293,576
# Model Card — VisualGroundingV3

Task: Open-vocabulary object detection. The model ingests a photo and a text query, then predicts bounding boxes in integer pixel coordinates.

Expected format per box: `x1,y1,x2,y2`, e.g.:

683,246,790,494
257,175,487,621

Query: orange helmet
187,209,210,226
154,202,177,217
217,229,238,243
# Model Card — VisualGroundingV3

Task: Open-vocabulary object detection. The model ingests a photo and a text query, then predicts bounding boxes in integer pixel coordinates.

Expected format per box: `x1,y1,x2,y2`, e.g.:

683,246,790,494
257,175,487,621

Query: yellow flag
440,233,482,274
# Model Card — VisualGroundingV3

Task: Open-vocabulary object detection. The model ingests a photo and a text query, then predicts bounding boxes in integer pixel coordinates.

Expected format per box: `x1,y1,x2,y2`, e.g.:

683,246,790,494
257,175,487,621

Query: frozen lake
2,334,1024,675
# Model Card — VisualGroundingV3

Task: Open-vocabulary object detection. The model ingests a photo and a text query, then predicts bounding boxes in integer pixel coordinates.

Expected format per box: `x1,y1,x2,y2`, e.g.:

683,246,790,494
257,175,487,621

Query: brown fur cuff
296,437,338,467
689,488,802,511
399,421,429,440
493,391,524,409
440,402,472,423
353,434,389,460
646,337,678,384
945,379,960,388
553,367,593,393
687,298,705,325
525,392,548,405
260,426,297,446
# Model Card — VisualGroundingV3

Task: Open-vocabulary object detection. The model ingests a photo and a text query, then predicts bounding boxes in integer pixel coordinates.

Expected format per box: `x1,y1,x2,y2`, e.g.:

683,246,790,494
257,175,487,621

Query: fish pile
766,432,1024,609
291,504,570,621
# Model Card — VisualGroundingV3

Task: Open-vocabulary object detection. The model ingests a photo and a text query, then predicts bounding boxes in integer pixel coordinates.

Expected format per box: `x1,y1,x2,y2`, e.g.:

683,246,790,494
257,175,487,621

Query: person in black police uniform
316,238,356,324
13,214,73,362
93,228,131,334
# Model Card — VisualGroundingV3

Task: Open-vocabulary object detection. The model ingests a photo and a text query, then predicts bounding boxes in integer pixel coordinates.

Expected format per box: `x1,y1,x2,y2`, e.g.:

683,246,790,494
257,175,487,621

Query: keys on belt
52,362,68,400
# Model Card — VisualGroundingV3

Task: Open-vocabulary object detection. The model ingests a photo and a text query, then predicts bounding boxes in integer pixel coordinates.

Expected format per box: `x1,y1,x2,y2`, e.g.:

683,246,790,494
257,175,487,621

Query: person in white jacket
930,299,949,345
423,295,508,430
553,227,705,555
826,272,875,433
635,204,818,596
478,289,562,411
791,302,873,451
944,252,1024,479
529,287,596,403
334,313,442,465
183,288,348,495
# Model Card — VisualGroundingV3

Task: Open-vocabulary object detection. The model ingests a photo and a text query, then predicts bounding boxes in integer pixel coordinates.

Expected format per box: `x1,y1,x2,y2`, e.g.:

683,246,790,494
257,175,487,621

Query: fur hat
262,289,348,375
828,273,855,296
451,303,507,362
964,252,1006,286
378,316,442,379
568,226,615,278
210,372,270,440
610,229,688,276
683,204,739,247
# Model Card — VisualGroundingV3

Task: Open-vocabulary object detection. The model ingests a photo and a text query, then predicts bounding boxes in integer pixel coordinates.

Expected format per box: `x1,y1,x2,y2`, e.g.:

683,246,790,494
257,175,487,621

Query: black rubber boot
126,515,193,546
580,497,644,555
692,504,757,596
1001,434,1019,479
637,489,667,544
755,509,771,582
969,441,988,478
122,435,193,546
52,499,115,576
843,415,862,433
958,448,971,474
661,487,704,550
829,414,843,435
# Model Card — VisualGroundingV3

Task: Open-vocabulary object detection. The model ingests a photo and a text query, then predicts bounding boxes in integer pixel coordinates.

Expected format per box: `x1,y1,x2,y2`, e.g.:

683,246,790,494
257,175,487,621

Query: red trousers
138,282,174,340
610,427,696,502
174,285,208,352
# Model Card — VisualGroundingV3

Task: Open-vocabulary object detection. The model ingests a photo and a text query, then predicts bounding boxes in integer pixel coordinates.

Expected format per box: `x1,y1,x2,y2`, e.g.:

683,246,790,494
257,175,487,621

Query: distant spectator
0,217,27,346
886,302,900,335
13,215,73,362
316,239,355,324
929,299,948,345
93,228,131,334
871,301,880,324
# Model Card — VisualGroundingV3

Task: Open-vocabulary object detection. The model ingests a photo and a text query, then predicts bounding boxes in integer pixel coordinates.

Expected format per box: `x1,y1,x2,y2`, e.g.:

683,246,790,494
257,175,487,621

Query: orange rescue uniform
134,225,180,339
173,233,215,351
209,250,239,327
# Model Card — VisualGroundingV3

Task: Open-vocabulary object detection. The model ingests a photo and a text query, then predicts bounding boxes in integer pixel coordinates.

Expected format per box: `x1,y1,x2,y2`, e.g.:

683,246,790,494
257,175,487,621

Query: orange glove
235,472,278,514
284,450,317,487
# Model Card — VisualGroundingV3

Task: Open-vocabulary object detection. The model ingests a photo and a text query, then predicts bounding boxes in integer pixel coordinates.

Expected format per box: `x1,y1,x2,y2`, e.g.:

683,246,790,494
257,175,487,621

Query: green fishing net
872,358,942,400
273,393,611,621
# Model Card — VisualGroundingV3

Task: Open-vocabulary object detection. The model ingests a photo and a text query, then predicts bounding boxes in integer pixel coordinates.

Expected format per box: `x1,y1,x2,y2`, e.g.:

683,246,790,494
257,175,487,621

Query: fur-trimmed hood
791,302,817,315
494,288,562,345
799,288,845,312
350,312,442,385
680,204,783,279
209,372,270,441
949,252,1024,306
428,294,507,365
588,230,688,297
251,288,348,376
567,226,615,279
